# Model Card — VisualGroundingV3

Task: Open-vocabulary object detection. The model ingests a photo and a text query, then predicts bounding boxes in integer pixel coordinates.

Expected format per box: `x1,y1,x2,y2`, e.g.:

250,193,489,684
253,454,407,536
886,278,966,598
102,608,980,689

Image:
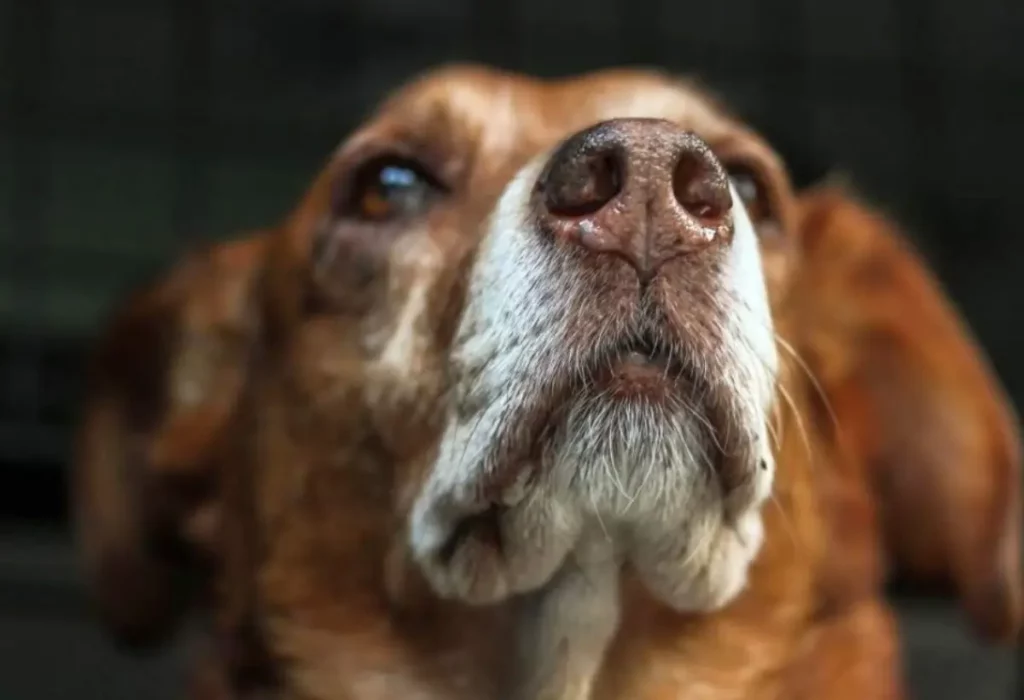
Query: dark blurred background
1,0,1022,698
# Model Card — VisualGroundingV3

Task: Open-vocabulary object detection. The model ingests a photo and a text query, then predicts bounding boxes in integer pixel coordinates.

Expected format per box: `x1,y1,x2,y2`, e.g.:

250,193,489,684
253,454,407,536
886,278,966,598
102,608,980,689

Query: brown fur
73,234,267,648
73,66,1021,699
791,185,1022,641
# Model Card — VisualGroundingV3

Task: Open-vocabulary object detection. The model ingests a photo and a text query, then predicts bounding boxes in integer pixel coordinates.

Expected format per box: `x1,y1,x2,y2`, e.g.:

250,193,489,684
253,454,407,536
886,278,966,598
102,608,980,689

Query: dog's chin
409,350,772,612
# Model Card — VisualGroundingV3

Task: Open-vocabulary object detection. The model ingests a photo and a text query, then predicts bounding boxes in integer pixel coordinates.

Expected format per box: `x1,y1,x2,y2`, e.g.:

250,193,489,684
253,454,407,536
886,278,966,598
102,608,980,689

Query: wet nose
534,118,734,280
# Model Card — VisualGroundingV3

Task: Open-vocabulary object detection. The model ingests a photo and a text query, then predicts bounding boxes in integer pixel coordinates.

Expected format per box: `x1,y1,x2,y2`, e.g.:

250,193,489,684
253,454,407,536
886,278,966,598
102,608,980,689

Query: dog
72,66,1022,699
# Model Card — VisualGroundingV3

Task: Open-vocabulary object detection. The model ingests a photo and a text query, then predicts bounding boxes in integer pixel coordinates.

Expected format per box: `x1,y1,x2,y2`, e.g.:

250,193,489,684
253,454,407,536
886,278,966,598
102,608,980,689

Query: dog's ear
793,185,1022,643
72,234,265,649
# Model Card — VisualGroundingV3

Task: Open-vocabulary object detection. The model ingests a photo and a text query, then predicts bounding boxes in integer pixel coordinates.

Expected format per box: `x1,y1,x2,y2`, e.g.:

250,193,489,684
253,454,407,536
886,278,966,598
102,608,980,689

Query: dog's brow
349,84,504,184
367,71,754,195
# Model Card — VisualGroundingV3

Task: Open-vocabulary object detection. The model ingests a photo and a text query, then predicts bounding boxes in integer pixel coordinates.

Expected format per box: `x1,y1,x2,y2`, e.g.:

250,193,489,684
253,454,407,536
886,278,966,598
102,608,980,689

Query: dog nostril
542,152,623,218
673,150,732,223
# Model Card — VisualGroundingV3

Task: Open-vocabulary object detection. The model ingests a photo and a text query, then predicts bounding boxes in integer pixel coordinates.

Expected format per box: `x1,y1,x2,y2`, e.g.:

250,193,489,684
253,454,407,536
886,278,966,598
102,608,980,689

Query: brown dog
72,66,1022,700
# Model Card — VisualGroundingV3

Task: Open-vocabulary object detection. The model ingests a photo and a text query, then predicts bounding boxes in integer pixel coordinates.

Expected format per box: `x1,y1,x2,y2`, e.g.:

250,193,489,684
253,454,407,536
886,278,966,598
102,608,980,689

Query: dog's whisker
776,382,813,463
768,492,799,550
773,334,841,435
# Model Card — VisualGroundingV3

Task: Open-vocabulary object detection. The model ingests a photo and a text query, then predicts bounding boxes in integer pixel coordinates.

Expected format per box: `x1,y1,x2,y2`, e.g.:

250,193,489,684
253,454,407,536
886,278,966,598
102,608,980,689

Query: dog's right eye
337,155,445,223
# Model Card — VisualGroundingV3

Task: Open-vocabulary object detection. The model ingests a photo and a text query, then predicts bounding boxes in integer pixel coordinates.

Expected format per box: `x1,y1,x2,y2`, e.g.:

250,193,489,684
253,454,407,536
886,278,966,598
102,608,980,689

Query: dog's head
74,65,1022,696
73,234,266,648
251,66,799,622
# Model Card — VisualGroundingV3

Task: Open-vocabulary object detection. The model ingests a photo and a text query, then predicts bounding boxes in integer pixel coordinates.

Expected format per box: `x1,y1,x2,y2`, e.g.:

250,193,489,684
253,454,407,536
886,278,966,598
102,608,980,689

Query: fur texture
72,65,1021,700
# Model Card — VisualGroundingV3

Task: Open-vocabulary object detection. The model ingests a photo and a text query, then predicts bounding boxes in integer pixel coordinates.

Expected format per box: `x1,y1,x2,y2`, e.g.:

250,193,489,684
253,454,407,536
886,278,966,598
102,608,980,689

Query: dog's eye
341,155,443,222
726,165,778,236
727,166,766,219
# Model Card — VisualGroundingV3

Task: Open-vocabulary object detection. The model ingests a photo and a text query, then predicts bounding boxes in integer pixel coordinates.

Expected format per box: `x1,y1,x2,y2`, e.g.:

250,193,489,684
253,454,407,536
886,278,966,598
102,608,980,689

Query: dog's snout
537,119,734,260
535,118,733,279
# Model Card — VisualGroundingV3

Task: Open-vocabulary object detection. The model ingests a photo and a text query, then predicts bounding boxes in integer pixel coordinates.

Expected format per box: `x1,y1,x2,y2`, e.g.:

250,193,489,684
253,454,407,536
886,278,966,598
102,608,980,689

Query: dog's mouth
593,331,695,400
493,326,719,459
463,322,735,510
413,318,769,605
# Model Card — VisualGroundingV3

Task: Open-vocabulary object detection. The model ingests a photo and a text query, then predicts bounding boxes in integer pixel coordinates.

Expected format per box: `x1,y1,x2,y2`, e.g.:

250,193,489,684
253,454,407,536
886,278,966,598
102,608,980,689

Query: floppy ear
792,185,1023,642
72,234,266,649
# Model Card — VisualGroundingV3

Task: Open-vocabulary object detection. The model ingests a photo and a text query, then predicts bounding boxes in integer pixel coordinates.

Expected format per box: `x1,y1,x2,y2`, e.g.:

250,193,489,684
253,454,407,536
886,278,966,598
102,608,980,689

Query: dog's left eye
726,165,778,236
341,155,444,222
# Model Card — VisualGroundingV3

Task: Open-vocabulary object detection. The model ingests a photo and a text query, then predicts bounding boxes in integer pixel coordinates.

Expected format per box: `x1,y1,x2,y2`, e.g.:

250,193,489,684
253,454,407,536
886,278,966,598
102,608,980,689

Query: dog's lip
593,333,694,390
472,329,724,504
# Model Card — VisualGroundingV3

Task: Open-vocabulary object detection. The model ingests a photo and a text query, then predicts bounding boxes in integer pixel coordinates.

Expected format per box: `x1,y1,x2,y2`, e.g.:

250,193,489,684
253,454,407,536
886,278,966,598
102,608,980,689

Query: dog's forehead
368,65,738,165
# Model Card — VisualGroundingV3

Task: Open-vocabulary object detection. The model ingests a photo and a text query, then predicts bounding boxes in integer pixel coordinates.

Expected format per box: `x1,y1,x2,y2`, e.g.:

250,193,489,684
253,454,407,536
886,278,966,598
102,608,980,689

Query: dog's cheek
365,357,448,454
362,235,459,449
759,237,798,307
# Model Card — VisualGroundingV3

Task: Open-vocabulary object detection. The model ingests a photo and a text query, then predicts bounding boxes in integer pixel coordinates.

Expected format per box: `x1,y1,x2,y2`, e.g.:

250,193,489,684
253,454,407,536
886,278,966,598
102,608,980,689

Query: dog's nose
535,118,733,280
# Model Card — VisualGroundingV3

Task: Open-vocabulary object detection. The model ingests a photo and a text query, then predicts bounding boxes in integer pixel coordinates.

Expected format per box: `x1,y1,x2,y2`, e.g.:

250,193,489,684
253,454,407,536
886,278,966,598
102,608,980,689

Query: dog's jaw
410,153,778,613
